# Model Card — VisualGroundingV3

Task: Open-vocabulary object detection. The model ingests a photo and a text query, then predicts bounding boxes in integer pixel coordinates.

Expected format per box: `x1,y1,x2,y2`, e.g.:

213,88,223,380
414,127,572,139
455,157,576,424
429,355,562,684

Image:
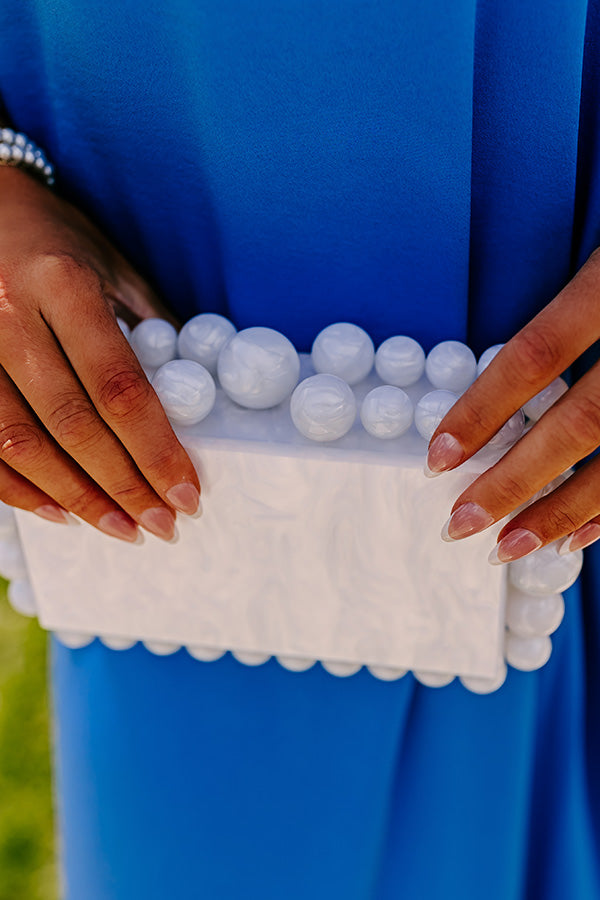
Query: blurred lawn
0,578,58,900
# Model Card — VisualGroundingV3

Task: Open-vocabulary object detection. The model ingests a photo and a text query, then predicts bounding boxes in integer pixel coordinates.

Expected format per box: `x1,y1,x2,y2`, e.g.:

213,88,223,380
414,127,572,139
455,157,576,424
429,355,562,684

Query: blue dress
2,1,600,896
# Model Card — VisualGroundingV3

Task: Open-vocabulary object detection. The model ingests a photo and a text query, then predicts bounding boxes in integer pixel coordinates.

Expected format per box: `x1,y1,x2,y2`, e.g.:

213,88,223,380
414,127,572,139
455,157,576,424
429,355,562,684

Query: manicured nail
441,502,494,542
488,528,542,565
166,482,200,516
426,433,464,475
139,507,177,542
558,522,600,555
98,510,140,543
34,504,73,525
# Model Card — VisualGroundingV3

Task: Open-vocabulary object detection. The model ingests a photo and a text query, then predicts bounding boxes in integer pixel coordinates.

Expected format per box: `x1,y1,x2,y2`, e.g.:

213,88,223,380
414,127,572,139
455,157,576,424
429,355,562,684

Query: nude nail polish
98,510,140,543
139,507,177,542
488,528,542,565
441,502,494,542
426,433,464,475
34,504,73,525
166,482,200,516
558,522,600,555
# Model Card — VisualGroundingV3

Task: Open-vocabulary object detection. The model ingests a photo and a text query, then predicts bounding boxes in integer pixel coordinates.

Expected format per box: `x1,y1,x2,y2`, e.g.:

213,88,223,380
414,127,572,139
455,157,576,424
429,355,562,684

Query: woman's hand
427,248,600,562
0,167,200,542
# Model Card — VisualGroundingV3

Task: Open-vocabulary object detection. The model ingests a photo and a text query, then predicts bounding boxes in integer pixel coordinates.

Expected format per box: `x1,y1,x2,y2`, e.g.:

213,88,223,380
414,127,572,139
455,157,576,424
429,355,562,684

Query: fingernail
166,482,200,516
558,522,600,555
34,504,73,525
98,510,140,543
139,507,177,542
488,528,542,565
441,502,494,542
426,433,464,475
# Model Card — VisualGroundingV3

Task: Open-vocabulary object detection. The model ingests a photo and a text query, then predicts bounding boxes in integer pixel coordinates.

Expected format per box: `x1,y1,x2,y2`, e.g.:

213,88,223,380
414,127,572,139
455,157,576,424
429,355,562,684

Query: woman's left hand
427,248,600,563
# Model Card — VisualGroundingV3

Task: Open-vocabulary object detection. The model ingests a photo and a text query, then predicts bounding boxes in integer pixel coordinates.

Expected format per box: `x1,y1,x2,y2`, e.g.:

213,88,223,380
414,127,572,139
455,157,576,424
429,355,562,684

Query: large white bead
322,660,362,677
130,318,178,368
186,645,226,662
414,389,458,441
375,335,425,387
232,650,270,666
7,579,36,617
367,665,408,681
509,543,583,595
413,669,455,687
142,640,181,655
177,313,237,375
217,327,300,409
505,632,552,671
100,635,137,651
477,343,504,376
425,340,477,393
311,323,374,385
152,359,216,426
290,374,357,442
55,631,94,649
360,386,414,439
523,377,568,421
505,587,564,637
488,409,526,449
460,663,507,694
276,655,317,672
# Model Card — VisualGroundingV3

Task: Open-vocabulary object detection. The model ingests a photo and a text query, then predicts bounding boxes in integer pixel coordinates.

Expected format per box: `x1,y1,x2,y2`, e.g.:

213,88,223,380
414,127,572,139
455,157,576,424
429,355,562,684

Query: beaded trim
0,128,55,186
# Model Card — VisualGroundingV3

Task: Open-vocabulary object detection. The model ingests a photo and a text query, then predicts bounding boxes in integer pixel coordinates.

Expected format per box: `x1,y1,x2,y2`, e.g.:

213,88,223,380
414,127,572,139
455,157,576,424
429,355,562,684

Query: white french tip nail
488,545,503,565
557,535,573,556
440,518,454,542
167,525,180,545
133,531,145,546
423,462,441,479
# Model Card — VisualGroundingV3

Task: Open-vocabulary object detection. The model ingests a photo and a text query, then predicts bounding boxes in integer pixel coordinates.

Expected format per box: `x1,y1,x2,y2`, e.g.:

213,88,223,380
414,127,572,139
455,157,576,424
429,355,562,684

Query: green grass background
0,577,58,899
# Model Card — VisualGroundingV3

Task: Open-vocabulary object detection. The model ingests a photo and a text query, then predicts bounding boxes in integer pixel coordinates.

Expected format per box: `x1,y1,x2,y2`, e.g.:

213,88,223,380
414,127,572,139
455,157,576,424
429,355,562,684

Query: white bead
55,631,94,649
413,669,455,687
186,645,226,662
130,318,178,368
505,632,552,671
509,543,583,595
100,635,137,651
414,389,458,441
523,377,568,421
0,144,11,161
488,409,525,448
425,340,477,393
10,145,23,163
460,663,507,694
14,133,26,148
7,579,36,617
152,360,216,426
311,323,374,385
232,650,270,666
360,386,414,439
321,660,362,676
375,335,425,387
116,317,131,340
177,313,236,375
0,502,18,540
217,327,300,409
367,665,408,681
0,538,27,580
0,128,14,143
142,640,181,655
43,164,53,178
505,588,564,637
276,655,317,672
477,343,504,375
24,150,35,165
290,374,357,442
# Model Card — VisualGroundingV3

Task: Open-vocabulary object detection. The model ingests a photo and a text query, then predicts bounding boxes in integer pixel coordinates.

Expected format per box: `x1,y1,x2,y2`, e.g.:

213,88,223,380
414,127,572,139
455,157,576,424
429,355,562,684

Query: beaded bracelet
0,127,55,186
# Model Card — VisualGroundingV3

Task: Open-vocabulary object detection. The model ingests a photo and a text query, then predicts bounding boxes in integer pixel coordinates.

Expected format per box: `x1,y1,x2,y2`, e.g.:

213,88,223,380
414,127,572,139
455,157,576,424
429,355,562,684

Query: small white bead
34,157,45,170
375,335,425,387
414,389,458,441
276,655,317,672
477,343,505,375
488,409,525,448
367,665,408,681
130,318,178,368
522,377,569,421
24,150,35,165
142,640,180,655
0,128,14,143
509,543,583,595
413,669,455,687
232,650,270,666
0,144,11,161
321,660,362,677
14,133,26,148
43,164,53,178
360,385,414,439
177,313,236,375
505,632,552,671
311,323,374,385
460,663,507,694
152,359,216,426
7,579,36,617
186,645,226,662
55,631,94,649
290,374,357,442
425,340,477,393
10,145,23,163
100,635,137,651
217,327,300,409
505,588,564,637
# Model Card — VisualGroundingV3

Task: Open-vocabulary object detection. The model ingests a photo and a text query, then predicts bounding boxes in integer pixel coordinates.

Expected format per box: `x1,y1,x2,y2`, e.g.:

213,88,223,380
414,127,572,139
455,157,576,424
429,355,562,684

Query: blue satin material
1,1,600,896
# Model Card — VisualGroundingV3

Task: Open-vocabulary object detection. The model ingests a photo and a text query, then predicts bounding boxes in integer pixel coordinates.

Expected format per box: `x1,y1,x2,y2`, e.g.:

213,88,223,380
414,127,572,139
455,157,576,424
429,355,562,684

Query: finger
0,369,141,541
426,248,600,473
443,358,600,540
35,256,199,516
0,459,72,524
488,456,600,563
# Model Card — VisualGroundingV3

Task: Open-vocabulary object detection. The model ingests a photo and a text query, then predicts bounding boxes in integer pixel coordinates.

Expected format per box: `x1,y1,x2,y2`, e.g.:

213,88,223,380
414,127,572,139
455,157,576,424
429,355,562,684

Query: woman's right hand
0,166,201,542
